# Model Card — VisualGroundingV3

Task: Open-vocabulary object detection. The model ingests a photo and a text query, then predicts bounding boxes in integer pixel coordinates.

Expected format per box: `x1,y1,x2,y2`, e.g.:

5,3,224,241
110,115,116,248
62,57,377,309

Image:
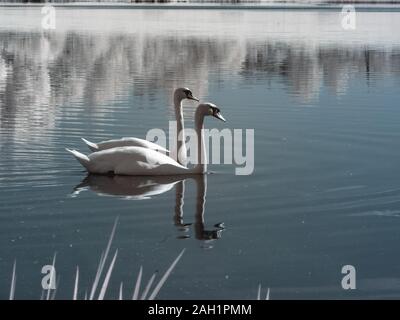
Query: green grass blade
119,282,123,300
132,266,143,300
46,252,57,301
148,249,185,300
98,249,118,300
90,216,118,300
140,273,156,300
73,266,79,300
9,260,16,300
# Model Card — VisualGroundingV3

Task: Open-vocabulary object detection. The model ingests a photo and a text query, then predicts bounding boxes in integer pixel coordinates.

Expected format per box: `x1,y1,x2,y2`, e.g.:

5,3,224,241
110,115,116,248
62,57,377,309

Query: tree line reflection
1,31,400,131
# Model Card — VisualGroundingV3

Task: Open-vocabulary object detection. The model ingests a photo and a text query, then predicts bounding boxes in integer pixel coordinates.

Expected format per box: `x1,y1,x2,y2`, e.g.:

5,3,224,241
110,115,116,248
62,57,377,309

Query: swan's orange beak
187,93,199,102
213,111,226,122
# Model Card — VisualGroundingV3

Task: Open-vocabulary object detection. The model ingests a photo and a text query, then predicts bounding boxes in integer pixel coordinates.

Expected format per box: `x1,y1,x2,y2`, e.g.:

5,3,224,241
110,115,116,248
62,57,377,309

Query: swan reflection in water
72,174,225,244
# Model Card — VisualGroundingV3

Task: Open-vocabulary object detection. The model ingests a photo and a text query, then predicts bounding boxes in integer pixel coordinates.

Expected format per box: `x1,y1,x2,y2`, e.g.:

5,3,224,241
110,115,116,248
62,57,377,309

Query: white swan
66,103,226,176
81,87,198,164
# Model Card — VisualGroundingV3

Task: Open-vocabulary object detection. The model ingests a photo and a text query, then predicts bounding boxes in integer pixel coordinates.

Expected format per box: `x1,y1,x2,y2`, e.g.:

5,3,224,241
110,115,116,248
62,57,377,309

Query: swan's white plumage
66,148,90,167
80,88,197,164
67,146,189,175
82,137,169,153
67,103,225,176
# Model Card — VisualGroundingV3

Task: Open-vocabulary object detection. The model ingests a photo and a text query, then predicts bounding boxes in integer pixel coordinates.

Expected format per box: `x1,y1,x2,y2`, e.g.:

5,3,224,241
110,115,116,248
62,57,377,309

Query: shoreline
1,2,400,10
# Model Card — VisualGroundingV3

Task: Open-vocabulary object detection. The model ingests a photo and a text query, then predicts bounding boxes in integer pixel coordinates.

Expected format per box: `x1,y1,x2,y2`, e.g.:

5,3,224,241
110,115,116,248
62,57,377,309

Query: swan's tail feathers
66,148,91,170
81,138,99,152
158,146,170,154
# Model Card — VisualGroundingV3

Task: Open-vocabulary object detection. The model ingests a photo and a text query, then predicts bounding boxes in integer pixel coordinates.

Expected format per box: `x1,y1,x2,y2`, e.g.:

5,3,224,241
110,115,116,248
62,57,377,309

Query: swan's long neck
192,109,207,174
174,95,185,164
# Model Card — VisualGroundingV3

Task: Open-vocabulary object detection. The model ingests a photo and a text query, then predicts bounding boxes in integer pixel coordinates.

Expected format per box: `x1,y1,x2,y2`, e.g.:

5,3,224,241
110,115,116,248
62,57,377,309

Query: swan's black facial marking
209,105,226,122
183,88,199,101
210,106,221,116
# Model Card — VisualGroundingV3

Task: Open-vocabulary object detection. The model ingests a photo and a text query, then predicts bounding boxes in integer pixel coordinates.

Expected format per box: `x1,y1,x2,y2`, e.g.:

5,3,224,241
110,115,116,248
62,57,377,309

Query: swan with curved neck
81,88,198,165
66,103,226,176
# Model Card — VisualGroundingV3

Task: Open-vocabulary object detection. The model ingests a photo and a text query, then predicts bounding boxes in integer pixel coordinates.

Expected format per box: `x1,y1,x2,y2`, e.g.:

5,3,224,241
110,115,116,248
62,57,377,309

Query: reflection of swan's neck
195,174,206,221
192,109,207,174
194,174,208,241
174,180,185,225
174,95,185,165
173,176,206,226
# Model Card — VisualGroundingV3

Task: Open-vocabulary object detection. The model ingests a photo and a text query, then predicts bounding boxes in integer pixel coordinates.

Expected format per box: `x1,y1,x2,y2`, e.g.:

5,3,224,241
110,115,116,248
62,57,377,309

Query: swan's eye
210,107,219,114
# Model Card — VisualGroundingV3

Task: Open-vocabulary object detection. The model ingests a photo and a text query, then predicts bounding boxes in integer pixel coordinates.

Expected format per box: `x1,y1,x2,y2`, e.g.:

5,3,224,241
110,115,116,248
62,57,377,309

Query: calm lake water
1,7,400,299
